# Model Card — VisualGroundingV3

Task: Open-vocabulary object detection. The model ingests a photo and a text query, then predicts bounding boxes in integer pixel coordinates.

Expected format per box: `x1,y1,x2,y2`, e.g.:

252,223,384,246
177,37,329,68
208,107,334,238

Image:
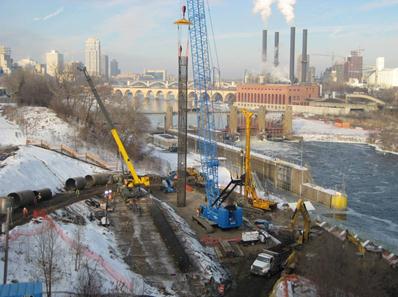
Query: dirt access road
108,195,203,296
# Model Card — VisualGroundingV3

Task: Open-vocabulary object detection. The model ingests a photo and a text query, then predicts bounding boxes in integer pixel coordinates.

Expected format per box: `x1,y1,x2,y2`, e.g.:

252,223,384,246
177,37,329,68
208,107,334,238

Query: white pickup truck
250,249,288,277
241,230,270,244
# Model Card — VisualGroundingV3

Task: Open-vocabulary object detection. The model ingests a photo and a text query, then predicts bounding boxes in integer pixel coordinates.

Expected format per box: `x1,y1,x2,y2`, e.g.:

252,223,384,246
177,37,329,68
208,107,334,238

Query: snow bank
293,118,369,143
0,201,166,296
0,146,104,195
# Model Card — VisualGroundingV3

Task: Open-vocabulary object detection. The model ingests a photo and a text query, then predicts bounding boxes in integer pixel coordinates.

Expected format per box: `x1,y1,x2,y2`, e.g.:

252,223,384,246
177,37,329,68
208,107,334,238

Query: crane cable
206,0,221,83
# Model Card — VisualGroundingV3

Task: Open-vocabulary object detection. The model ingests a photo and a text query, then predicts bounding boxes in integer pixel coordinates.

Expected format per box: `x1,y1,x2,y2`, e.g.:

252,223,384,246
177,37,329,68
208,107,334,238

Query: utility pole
3,208,11,284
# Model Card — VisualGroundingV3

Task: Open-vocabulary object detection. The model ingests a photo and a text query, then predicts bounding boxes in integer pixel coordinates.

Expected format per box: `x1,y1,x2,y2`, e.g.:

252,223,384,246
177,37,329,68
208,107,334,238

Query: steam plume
253,0,296,25
277,0,296,24
253,0,275,24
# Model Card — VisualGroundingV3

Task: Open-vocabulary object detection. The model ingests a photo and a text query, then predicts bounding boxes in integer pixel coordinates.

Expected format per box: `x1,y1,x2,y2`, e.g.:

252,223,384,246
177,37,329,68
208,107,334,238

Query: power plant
274,31,279,67
290,26,296,84
262,29,268,63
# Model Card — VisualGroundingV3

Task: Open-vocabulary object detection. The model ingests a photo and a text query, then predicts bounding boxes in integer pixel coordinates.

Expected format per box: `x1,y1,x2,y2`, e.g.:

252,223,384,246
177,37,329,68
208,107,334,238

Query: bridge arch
149,81,166,88
135,89,144,98
146,90,154,98
130,81,148,87
166,91,175,100
168,81,178,88
124,90,133,97
225,93,236,104
346,94,385,106
156,90,165,99
211,92,223,102
114,89,123,97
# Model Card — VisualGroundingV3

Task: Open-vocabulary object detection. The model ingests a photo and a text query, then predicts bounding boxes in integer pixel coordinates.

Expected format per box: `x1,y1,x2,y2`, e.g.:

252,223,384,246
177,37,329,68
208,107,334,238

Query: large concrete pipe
0,197,14,214
8,190,36,208
33,188,52,201
85,173,112,188
65,177,87,191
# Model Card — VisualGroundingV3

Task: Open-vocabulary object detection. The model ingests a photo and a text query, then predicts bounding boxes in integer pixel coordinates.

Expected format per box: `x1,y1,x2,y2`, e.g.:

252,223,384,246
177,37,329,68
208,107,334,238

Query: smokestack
274,32,279,67
301,29,308,83
262,29,267,63
289,27,296,84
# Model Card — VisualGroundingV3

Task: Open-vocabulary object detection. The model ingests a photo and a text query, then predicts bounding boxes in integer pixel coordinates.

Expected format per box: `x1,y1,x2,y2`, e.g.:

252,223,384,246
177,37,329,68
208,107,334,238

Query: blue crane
186,0,242,229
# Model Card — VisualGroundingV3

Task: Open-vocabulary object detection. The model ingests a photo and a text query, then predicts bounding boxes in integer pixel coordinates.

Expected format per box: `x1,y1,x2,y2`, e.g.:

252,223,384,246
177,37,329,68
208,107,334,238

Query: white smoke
253,0,275,24
277,0,296,24
253,0,296,25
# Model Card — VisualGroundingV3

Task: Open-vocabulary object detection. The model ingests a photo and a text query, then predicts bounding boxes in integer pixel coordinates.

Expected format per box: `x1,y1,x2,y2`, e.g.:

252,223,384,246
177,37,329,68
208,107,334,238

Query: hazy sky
1,0,398,79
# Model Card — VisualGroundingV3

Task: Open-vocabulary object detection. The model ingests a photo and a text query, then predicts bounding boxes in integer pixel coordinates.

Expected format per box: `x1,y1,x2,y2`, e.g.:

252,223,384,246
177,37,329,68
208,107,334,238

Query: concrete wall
167,131,345,209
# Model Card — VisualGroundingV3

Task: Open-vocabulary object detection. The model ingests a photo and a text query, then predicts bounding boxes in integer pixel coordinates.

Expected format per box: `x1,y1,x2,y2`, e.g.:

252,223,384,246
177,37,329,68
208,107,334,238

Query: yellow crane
290,199,311,244
241,109,276,210
79,66,149,189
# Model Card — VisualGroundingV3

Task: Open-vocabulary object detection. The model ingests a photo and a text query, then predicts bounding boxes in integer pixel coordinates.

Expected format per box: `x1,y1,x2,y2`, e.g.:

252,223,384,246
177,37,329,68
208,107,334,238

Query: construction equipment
186,0,242,228
162,171,177,193
79,66,149,197
290,199,311,244
241,109,276,210
345,230,366,256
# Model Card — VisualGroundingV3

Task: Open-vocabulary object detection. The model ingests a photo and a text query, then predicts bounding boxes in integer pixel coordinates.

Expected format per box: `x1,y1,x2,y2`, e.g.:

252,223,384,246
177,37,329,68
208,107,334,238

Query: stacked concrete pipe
65,177,87,191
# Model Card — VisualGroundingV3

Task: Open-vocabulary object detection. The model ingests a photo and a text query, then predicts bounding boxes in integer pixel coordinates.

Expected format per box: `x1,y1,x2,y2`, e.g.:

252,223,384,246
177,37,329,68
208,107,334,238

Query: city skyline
1,0,398,79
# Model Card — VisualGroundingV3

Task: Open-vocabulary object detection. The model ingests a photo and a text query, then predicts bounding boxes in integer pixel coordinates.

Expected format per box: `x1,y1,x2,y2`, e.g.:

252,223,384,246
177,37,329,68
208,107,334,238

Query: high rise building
101,54,109,80
345,50,363,82
110,59,120,77
85,37,101,76
46,50,64,77
0,46,13,74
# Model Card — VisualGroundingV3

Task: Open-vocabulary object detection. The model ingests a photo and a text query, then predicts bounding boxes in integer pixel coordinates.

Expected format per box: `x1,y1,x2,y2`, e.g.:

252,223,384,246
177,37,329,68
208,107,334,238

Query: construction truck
79,66,149,200
241,109,276,211
290,199,311,244
250,249,290,277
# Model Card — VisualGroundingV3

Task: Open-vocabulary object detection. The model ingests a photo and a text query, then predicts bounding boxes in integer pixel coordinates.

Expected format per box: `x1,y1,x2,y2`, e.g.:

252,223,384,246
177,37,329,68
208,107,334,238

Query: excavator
290,199,311,244
79,66,150,199
241,109,276,211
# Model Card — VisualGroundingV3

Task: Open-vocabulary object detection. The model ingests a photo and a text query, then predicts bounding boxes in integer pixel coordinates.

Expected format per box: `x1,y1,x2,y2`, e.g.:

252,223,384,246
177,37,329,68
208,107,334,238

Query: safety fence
3,213,134,292
26,139,114,170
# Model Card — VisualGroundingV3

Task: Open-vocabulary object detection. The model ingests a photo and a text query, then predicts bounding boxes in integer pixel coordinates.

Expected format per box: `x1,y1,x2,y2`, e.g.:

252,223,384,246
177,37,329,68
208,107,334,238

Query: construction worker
22,207,28,219
75,188,80,198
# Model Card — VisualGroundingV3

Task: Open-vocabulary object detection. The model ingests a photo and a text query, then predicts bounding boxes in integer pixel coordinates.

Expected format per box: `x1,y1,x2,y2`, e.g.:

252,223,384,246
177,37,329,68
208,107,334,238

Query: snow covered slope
0,202,168,296
0,107,25,146
0,146,104,196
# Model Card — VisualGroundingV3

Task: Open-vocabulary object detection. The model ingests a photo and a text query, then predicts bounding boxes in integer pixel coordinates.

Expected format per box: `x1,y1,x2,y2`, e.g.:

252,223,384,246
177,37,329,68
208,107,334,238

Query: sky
1,0,398,79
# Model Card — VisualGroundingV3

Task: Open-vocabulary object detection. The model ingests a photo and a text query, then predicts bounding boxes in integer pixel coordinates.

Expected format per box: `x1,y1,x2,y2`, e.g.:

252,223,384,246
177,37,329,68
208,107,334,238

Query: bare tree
76,260,103,297
33,221,62,297
73,225,84,271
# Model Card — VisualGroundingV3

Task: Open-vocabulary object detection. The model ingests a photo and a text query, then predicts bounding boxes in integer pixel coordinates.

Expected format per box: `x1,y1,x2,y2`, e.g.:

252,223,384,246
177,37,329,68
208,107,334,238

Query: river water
141,98,398,253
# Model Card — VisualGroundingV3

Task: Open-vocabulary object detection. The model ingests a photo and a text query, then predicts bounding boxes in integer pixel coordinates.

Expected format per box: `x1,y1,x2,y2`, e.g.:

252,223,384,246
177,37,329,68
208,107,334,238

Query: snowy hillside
293,118,369,143
0,146,104,196
0,111,25,146
0,202,167,296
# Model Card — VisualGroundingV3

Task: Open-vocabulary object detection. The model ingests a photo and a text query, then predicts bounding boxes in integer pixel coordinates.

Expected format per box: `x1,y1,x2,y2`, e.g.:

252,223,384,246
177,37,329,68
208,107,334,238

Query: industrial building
367,57,398,88
236,84,320,108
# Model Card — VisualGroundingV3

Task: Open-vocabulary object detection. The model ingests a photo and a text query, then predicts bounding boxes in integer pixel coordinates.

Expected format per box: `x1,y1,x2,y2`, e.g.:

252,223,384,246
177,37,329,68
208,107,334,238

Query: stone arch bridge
113,86,237,103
